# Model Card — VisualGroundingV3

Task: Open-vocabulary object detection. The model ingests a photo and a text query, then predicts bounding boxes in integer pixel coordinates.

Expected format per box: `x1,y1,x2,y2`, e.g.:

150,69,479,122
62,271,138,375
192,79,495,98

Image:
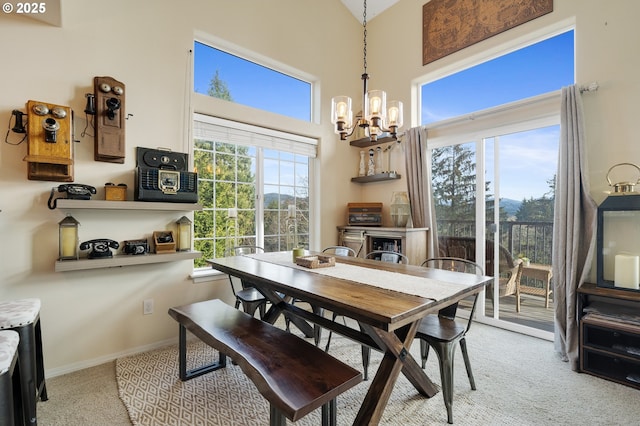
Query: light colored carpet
114,322,640,425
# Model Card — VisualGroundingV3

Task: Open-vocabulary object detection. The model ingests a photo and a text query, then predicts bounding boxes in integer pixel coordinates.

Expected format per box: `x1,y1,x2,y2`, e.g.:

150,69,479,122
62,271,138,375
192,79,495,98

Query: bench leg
178,324,227,381
321,399,337,426
269,405,286,426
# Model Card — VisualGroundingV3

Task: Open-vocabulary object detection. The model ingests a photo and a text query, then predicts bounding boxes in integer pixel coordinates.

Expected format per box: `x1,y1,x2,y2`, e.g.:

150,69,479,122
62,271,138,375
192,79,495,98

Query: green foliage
207,70,233,101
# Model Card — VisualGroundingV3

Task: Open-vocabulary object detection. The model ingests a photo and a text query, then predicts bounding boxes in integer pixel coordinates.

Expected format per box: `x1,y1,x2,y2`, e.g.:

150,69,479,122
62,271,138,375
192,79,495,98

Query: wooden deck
482,293,555,333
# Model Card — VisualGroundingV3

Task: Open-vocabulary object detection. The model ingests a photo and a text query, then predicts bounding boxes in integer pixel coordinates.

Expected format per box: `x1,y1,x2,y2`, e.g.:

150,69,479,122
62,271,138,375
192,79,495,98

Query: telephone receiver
84,93,96,115
106,97,120,120
80,239,119,259
11,110,26,133
48,184,97,209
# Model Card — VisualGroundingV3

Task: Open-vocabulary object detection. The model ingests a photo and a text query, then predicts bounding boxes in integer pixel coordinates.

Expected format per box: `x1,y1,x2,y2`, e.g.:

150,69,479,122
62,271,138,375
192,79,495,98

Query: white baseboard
45,337,176,378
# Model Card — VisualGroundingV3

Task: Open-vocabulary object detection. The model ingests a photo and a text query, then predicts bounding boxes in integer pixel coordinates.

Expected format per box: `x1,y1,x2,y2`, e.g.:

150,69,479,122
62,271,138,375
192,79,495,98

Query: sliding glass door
432,125,558,338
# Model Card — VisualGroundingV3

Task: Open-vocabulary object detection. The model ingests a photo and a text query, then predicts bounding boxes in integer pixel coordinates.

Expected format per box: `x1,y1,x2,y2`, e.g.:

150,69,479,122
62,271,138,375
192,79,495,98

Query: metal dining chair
322,246,356,257
224,246,267,318
364,250,409,264
418,257,484,424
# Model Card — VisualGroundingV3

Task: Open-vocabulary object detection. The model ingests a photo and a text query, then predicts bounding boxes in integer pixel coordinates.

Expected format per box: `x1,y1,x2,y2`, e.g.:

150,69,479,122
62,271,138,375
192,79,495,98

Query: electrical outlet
143,299,154,315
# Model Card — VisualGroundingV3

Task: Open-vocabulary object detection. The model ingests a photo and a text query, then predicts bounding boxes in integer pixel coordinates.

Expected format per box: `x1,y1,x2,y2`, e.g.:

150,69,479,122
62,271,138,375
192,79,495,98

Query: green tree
208,70,233,101
515,175,555,222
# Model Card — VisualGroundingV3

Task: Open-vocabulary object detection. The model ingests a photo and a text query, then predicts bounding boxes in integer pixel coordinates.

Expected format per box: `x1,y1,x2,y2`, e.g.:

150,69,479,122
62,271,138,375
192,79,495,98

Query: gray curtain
553,85,598,369
404,127,439,259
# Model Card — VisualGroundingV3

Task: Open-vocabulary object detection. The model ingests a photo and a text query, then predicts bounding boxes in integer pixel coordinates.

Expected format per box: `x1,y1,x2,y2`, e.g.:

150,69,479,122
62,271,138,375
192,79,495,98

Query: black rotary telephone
48,184,96,209
80,239,119,259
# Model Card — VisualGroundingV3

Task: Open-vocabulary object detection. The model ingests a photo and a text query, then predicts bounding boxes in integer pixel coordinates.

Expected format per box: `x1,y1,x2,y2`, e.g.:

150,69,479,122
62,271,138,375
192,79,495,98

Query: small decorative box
153,231,176,254
105,183,127,201
295,255,336,269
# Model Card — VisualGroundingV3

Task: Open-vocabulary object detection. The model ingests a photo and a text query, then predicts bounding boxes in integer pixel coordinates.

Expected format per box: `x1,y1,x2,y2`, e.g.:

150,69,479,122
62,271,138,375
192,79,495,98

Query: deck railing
437,220,554,265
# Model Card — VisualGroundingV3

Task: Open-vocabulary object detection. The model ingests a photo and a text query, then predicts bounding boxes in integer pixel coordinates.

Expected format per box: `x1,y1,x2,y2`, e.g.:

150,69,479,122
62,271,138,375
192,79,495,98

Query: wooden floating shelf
56,199,203,211
349,136,397,148
55,251,202,272
351,173,401,183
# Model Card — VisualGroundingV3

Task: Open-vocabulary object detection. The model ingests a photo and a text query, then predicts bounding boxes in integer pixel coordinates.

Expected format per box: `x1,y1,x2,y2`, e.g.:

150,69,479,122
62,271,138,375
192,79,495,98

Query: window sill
190,268,226,284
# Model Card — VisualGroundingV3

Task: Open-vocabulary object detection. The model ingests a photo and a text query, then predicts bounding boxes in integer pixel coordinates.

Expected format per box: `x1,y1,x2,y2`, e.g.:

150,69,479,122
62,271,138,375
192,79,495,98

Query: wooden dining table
207,251,492,425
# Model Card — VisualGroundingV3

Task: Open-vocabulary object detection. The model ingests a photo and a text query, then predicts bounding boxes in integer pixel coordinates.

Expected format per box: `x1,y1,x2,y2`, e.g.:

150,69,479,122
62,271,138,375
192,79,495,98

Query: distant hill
500,198,522,217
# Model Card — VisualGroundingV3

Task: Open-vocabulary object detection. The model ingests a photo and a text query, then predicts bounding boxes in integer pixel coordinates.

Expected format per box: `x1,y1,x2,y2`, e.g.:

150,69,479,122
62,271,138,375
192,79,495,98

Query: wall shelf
351,173,401,183
55,251,202,272
349,136,396,148
56,199,203,211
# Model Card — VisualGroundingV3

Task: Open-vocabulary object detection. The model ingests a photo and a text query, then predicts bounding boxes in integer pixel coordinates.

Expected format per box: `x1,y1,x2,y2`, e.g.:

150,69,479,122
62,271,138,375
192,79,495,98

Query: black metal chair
322,246,356,257
224,246,267,318
364,250,409,264
417,257,484,424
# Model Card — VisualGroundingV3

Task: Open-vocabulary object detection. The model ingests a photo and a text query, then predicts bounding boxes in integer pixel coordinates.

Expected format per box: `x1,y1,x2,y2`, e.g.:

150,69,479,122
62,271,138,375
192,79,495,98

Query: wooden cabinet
337,226,429,265
578,283,640,389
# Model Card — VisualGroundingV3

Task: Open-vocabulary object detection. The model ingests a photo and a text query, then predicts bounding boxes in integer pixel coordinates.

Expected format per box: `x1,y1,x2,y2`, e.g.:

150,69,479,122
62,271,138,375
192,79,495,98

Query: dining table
207,251,492,425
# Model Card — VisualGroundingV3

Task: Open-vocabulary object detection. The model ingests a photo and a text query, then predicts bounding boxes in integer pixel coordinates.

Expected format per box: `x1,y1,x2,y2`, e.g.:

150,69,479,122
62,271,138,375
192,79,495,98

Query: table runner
247,252,471,301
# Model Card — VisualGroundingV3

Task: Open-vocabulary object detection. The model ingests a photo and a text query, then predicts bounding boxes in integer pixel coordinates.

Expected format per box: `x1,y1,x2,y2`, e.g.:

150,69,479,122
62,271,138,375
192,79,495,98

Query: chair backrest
365,250,409,264
225,246,264,295
225,245,264,256
322,246,356,257
421,257,484,331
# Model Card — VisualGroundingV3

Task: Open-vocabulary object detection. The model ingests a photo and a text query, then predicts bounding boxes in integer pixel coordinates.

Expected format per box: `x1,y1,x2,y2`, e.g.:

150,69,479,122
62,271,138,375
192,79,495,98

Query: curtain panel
404,127,439,259
553,85,598,369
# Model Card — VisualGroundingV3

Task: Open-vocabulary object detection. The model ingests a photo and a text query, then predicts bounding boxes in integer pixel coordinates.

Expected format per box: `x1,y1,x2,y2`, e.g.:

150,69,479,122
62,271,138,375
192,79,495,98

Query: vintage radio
135,147,198,203
347,202,383,226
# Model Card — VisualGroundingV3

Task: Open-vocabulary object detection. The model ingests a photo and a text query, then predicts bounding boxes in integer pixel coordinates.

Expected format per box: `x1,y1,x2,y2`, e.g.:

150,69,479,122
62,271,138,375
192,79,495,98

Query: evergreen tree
207,70,233,101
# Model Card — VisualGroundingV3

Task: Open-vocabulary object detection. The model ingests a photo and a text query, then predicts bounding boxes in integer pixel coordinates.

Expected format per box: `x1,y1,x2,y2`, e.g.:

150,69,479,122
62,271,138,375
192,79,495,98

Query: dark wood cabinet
578,283,640,389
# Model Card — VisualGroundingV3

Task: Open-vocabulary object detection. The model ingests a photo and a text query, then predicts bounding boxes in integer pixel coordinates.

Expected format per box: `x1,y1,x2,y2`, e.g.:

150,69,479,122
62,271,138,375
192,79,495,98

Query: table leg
354,322,438,425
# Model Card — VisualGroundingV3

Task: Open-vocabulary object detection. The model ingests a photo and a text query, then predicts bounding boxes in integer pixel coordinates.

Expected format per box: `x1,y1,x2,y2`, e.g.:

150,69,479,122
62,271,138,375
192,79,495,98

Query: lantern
59,215,79,260
176,216,192,251
597,164,640,291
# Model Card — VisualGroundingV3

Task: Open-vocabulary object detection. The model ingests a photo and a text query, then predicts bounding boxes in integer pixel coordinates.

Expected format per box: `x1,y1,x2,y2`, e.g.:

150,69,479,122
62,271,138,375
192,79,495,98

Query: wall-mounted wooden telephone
22,100,74,181
80,239,119,259
93,76,126,163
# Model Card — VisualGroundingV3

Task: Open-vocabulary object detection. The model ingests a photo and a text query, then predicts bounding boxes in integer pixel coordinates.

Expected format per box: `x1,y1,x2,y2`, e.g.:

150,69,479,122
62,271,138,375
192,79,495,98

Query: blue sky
193,42,311,121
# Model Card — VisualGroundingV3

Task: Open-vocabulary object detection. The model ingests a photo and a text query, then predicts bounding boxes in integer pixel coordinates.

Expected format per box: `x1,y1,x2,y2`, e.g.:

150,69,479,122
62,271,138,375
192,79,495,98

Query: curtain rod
579,81,599,93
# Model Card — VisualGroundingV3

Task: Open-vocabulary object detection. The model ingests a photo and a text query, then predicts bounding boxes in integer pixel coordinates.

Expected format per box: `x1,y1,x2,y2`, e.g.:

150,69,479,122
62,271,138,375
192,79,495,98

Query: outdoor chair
486,258,524,312
224,246,267,318
418,257,484,424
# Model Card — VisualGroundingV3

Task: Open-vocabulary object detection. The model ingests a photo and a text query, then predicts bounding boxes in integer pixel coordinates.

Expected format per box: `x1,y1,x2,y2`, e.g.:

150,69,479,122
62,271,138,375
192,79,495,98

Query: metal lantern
59,215,79,260
176,216,192,251
597,163,640,291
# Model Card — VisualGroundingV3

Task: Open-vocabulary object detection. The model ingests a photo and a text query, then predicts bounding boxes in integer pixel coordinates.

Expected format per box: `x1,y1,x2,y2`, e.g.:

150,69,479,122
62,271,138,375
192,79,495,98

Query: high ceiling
340,0,400,23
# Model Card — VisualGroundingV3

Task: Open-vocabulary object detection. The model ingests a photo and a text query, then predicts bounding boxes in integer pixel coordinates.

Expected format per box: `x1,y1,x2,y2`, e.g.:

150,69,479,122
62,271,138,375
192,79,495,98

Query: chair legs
324,313,369,380
14,318,48,426
421,337,476,424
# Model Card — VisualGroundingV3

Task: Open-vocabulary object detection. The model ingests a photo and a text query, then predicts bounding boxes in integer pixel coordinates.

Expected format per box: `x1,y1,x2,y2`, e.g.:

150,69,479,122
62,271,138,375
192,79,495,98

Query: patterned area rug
116,320,639,425
116,322,518,426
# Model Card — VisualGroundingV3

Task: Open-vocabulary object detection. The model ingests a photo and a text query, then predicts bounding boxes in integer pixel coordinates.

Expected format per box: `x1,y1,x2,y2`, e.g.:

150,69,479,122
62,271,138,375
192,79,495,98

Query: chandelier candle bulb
228,208,237,218
288,204,296,218
614,254,640,289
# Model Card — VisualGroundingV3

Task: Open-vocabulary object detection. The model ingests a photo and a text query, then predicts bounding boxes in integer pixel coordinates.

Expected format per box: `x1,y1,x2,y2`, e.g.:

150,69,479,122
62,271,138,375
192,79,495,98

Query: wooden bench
168,299,363,425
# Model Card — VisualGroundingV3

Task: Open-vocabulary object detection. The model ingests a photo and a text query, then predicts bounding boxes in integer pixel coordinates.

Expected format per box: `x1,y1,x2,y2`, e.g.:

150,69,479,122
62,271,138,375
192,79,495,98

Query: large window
192,115,316,269
420,29,574,338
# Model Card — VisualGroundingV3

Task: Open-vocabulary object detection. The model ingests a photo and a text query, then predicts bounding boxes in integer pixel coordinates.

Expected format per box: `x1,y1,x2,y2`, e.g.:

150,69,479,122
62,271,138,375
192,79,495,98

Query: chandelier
331,0,403,142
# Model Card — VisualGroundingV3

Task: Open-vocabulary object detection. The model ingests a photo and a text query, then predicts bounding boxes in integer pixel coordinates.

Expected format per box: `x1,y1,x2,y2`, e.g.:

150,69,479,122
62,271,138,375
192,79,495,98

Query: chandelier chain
362,0,367,73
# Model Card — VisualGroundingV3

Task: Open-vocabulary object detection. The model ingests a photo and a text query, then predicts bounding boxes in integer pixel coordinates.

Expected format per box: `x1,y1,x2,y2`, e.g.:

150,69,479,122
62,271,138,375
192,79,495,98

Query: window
192,115,316,269
193,41,312,121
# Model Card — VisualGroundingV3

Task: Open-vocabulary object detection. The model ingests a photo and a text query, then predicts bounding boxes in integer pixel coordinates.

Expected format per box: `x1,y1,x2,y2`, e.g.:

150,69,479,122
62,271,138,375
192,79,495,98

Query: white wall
0,0,362,375
1,0,638,375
